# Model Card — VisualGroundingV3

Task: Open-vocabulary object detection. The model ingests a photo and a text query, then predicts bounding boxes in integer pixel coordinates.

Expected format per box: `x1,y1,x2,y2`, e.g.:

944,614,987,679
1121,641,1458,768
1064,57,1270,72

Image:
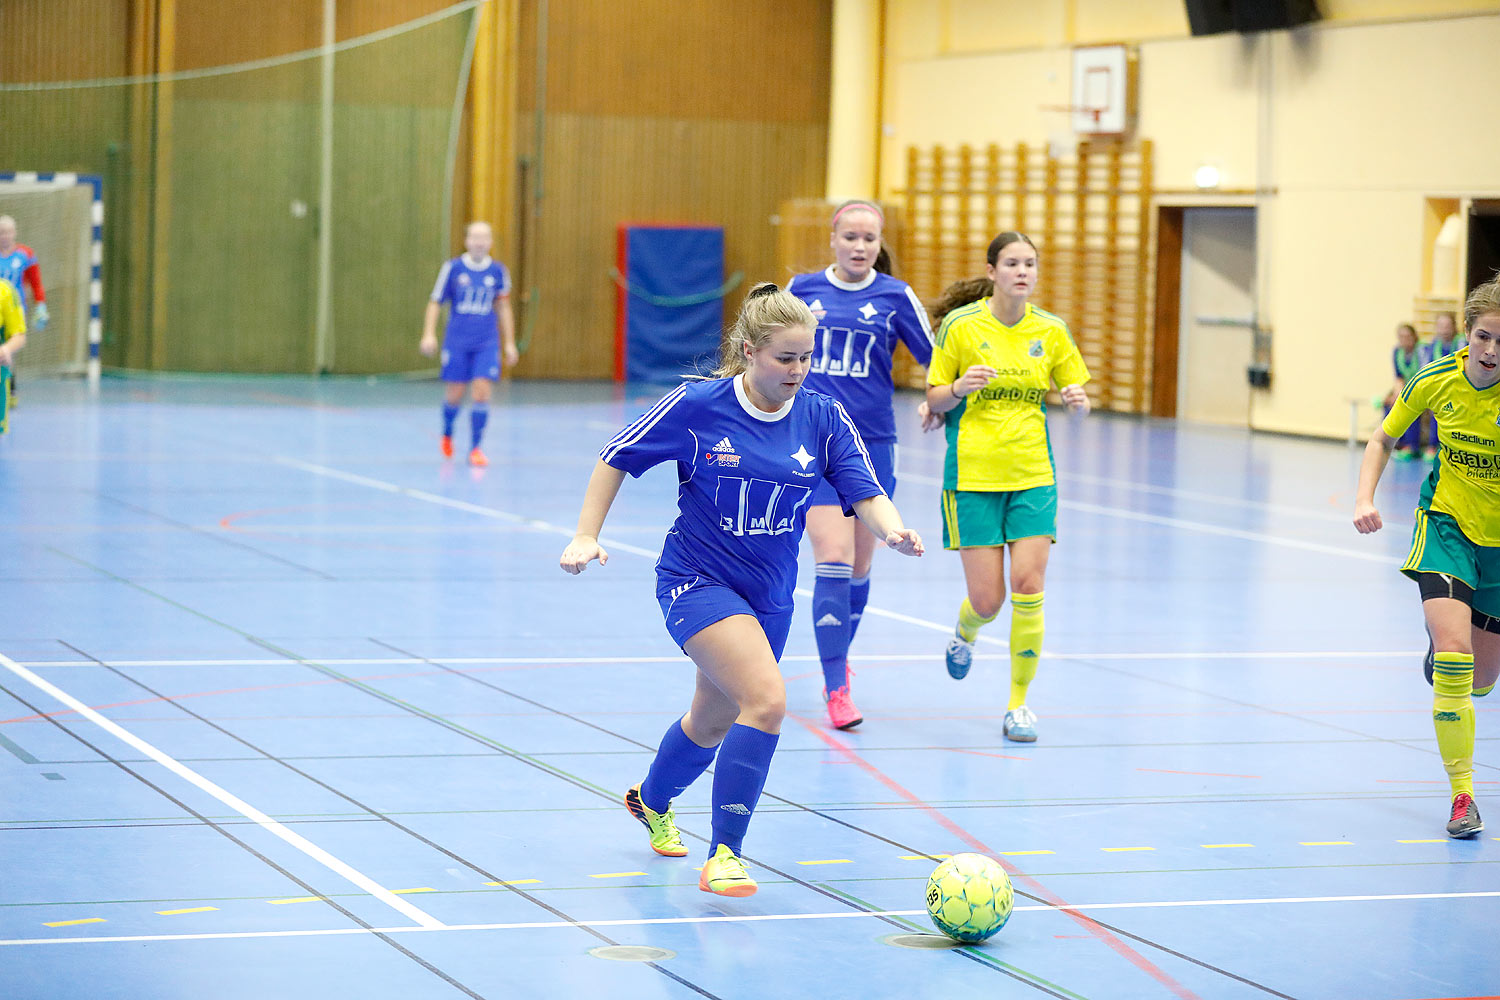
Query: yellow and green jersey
0,281,22,345
1385,347,1500,545
928,299,1090,491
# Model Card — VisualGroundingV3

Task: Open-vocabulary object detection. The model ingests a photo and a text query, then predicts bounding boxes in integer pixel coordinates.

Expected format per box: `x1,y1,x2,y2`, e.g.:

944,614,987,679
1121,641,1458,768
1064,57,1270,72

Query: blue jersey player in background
560,283,924,897
787,199,936,730
419,221,518,467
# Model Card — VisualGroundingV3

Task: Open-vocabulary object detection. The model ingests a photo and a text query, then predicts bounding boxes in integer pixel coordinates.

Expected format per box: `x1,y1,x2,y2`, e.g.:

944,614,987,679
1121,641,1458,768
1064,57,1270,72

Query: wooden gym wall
514,0,832,380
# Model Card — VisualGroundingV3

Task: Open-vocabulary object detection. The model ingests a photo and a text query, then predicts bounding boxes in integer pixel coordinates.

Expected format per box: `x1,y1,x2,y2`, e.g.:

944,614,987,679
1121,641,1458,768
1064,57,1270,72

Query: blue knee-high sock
639,718,719,813
709,723,779,857
469,403,489,448
441,402,459,437
848,573,870,643
813,562,853,690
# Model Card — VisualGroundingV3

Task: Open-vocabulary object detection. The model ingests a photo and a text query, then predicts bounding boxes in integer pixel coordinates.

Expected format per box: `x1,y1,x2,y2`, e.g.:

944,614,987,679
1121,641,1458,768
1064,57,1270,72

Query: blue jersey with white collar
431,255,510,347
788,267,934,444
601,375,885,613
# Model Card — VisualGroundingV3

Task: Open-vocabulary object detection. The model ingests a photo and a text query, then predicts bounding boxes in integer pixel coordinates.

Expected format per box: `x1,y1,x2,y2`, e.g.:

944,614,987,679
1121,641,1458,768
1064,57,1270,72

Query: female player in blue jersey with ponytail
787,200,936,730
419,221,519,467
560,283,924,896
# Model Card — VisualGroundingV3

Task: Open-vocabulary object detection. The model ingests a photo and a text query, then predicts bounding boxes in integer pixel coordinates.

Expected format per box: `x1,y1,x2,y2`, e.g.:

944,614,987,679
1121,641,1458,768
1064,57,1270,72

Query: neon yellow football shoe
624,784,688,857
698,843,757,897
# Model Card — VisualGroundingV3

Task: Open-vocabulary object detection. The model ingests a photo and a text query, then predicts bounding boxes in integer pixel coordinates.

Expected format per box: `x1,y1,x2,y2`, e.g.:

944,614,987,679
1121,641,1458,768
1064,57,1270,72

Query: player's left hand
884,528,924,556
503,344,520,369
918,399,944,432
31,303,47,331
1060,384,1090,414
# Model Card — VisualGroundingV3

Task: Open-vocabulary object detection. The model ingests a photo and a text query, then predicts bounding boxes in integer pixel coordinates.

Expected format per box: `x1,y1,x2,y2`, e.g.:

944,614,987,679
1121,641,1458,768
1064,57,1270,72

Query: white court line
11,650,1423,670
5,889,1498,948
897,471,1390,564
275,456,1400,647
0,653,444,930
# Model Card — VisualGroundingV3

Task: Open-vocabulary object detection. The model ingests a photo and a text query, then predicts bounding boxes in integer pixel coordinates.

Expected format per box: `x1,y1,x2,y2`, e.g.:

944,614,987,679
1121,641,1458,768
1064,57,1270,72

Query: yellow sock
1432,651,1476,800
957,597,997,643
1474,681,1494,698
1008,592,1044,710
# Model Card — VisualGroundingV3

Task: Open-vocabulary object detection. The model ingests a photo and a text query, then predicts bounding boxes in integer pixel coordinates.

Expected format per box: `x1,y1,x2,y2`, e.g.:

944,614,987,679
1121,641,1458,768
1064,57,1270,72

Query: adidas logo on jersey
712,437,735,453
815,613,843,627
719,803,751,815
1442,402,1455,412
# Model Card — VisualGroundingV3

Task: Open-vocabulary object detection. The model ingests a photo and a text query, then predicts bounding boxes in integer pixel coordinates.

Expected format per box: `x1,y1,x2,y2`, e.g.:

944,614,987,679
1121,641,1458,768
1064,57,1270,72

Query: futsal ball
925,852,1013,943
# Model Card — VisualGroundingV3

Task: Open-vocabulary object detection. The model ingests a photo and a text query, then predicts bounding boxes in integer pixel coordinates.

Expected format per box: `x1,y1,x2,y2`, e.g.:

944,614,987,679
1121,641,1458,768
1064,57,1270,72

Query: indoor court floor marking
8,889,1500,948
0,652,446,931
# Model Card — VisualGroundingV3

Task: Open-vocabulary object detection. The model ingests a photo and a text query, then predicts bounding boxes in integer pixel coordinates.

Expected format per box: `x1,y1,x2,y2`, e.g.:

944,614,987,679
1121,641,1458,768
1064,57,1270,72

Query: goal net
0,174,100,378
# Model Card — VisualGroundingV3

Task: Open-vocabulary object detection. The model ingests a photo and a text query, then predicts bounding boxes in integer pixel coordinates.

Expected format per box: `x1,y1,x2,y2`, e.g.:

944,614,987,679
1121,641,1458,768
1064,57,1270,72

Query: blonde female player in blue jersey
560,283,924,896
1353,275,1500,839
787,199,936,730
419,221,519,467
924,232,1090,743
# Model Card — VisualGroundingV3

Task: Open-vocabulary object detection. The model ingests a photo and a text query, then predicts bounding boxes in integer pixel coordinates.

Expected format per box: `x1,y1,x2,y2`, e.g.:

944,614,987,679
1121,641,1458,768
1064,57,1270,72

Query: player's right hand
560,536,608,574
419,333,438,358
1353,501,1383,534
952,365,997,397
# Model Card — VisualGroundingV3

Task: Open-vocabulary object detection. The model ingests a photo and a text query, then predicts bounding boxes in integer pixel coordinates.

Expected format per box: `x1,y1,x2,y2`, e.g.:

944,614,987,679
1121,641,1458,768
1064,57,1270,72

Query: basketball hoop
1039,104,1104,129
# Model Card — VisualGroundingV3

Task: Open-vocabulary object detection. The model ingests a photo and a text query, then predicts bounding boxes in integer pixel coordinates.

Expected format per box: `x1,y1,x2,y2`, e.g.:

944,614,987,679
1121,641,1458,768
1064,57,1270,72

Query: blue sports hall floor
0,373,1494,999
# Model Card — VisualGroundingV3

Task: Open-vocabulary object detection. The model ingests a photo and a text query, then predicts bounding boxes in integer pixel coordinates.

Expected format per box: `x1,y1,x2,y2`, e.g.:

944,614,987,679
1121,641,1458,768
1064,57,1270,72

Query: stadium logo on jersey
483,275,495,286
858,302,879,323
1028,338,1044,357
790,445,815,470
808,298,827,320
457,273,471,287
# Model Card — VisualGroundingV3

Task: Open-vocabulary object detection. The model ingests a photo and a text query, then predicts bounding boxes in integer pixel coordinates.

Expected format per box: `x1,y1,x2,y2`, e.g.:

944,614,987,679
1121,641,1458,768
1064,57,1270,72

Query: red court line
790,714,1202,1000
1137,768,1261,779
948,747,1032,762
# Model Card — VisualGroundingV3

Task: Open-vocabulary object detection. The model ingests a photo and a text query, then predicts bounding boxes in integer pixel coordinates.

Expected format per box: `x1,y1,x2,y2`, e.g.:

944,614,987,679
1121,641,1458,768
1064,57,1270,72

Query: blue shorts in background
809,439,896,507
441,340,501,383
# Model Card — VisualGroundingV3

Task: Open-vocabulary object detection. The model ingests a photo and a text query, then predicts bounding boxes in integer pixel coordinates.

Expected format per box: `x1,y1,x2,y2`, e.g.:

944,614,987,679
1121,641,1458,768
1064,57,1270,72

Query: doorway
1151,206,1258,424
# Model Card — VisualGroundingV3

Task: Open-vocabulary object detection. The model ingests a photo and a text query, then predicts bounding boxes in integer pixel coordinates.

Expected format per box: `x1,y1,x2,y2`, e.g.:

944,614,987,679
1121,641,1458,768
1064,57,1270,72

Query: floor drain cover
588,945,675,962
882,933,962,950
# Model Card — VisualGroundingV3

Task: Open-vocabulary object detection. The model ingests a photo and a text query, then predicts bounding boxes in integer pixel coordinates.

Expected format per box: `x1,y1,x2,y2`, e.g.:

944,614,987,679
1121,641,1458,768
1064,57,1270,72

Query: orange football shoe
468,447,489,467
440,435,454,459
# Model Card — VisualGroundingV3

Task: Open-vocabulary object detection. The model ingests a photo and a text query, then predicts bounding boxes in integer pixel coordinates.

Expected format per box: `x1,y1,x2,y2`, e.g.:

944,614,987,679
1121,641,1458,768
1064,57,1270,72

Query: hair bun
748,282,780,299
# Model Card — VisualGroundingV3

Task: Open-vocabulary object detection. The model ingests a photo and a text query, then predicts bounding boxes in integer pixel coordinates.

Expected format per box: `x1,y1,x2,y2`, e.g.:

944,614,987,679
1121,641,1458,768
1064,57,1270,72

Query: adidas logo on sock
815,612,843,627
720,803,751,815
712,437,735,453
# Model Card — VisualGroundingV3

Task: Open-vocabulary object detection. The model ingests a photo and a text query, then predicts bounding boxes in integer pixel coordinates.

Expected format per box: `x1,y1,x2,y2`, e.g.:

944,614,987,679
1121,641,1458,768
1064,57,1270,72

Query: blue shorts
656,571,794,660
810,440,896,507
441,340,500,383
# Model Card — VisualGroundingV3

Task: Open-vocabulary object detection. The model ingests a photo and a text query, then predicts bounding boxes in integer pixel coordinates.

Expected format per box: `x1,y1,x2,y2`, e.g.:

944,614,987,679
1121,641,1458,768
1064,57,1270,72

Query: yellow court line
1000,850,1054,856
1102,847,1154,853
588,872,647,879
797,859,852,866
1397,839,1448,844
1300,842,1353,847
156,907,218,916
900,854,951,861
1202,843,1253,848
43,918,105,928
267,897,325,905
391,888,435,895
483,879,540,886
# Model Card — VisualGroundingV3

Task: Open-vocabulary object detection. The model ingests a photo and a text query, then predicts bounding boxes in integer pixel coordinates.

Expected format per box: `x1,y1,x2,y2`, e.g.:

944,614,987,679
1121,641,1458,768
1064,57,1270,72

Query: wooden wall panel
0,0,129,82
534,0,831,122
520,116,828,380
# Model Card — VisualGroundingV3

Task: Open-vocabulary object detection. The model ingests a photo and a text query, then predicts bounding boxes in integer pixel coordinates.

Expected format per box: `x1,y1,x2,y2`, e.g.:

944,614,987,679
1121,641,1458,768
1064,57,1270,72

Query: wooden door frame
1150,205,1183,418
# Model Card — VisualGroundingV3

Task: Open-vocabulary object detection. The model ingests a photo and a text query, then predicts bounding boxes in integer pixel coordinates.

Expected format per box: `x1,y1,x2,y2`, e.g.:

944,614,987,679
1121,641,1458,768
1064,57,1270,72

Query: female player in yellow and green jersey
925,232,1090,743
1354,275,1500,839
0,278,27,434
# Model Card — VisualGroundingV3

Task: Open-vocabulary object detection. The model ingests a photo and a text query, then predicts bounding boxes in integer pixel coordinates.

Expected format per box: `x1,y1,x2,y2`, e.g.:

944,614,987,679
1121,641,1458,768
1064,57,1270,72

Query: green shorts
0,363,10,435
941,485,1058,550
1401,507,1500,617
